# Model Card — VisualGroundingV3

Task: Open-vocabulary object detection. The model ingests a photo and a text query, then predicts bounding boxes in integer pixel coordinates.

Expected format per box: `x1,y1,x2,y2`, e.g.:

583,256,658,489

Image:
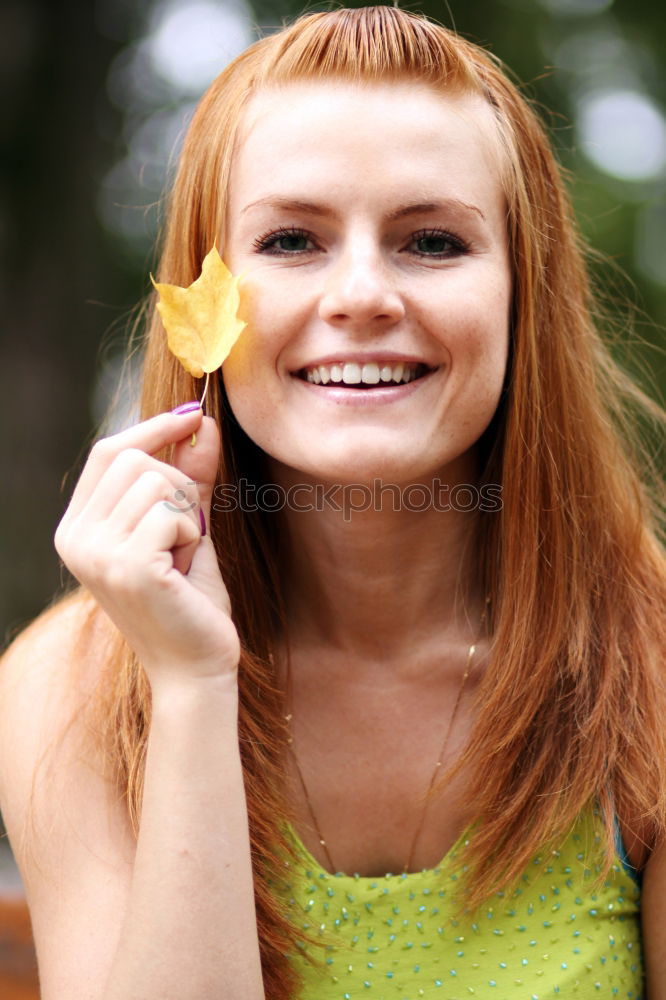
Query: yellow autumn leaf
151,245,246,379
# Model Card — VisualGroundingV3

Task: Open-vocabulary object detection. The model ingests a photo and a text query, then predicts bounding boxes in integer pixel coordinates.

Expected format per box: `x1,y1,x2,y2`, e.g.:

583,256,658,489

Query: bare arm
641,839,666,999
104,674,263,1000
0,408,265,1000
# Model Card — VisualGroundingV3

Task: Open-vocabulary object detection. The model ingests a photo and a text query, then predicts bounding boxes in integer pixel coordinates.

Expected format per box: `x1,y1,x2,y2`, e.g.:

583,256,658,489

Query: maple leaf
151,245,246,380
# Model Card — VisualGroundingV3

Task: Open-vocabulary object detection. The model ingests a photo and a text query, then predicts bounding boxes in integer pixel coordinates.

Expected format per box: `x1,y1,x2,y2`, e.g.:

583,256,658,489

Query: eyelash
251,225,470,259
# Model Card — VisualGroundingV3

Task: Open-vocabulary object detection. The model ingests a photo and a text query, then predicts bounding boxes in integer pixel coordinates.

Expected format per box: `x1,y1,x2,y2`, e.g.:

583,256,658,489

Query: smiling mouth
295,360,436,388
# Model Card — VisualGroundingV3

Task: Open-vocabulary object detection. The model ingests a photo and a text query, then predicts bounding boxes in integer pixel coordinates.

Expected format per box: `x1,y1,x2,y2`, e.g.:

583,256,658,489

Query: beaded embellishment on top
268,808,643,999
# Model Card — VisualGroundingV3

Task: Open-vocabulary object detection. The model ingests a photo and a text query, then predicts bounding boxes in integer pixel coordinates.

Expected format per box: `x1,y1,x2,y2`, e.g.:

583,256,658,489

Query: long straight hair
68,8,665,997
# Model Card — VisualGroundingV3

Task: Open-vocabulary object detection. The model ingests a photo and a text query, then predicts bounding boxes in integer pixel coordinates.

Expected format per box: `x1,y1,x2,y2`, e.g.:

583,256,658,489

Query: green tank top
269,808,643,999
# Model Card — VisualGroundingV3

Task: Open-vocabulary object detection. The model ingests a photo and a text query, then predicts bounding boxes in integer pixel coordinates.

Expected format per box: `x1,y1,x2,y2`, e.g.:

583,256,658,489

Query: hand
54,408,241,685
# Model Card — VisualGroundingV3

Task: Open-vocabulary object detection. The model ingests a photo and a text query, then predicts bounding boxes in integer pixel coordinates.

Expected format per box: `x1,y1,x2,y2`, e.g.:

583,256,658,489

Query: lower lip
292,369,440,407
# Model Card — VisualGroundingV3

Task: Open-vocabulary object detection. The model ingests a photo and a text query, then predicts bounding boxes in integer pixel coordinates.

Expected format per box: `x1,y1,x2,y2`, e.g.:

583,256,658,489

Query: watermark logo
164,479,502,522
164,486,197,513
211,478,502,522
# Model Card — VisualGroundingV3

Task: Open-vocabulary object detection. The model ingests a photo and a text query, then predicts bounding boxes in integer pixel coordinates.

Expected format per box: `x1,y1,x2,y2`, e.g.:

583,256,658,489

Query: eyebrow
240,196,486,222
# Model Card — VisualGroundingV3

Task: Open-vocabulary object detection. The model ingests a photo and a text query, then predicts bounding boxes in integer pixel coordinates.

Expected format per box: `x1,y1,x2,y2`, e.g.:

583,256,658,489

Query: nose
317,242,406,328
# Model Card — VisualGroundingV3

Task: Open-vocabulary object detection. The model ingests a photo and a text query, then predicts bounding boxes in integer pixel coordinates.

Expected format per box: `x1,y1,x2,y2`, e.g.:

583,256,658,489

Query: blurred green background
0,0,665,648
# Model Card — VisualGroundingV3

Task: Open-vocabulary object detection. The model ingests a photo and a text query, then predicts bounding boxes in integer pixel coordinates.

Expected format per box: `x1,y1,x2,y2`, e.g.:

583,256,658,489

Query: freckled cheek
234,283,301,374
433,315,509,422
224,315,285,391
221,352,280,438
222,329,300,427
445,280,511,361
440,315,509,372
446,330,507,436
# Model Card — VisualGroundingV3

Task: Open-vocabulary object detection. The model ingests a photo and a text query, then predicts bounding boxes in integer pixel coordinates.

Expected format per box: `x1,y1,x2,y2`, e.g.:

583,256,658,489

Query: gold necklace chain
280,598,490,876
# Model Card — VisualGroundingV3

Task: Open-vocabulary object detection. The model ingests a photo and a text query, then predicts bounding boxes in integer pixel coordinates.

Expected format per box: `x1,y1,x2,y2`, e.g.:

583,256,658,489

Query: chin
292,451,440,489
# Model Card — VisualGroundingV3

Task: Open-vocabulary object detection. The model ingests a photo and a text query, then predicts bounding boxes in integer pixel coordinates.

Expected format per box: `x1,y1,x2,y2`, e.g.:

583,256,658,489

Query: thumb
171,415,232,609
172,415,221,525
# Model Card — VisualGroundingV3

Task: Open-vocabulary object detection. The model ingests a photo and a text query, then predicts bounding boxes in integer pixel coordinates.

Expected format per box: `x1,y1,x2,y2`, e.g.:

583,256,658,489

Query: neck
268,457,489,679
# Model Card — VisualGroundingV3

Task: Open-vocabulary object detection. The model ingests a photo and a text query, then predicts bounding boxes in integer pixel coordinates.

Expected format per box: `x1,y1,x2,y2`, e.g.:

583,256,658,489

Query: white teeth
342,362,362,384
302,361,424,385
361,362,380,384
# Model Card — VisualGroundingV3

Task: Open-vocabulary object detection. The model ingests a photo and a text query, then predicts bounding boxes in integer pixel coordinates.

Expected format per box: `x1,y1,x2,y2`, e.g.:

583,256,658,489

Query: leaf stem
190,371,210,447
200,371,211,413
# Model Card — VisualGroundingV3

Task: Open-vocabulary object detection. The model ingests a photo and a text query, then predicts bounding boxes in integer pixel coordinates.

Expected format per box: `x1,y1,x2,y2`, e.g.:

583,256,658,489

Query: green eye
277,233,310,252
253,227,315,255
416,235,452,254
411,229,468,257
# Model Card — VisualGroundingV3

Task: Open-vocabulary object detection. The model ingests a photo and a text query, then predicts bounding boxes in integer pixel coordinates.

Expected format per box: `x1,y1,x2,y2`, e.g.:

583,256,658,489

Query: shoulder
0,589,109,791
0,588,95,751
0,585,122,712
0,590,137,998
0,588,121,852
0,586,108,698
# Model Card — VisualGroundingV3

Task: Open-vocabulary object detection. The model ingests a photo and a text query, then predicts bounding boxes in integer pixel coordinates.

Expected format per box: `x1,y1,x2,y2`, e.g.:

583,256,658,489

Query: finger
75,450,196,526
172,415,221,519
103,469,201,537
128,500,202,580
172,527,201,578
66,408,203,519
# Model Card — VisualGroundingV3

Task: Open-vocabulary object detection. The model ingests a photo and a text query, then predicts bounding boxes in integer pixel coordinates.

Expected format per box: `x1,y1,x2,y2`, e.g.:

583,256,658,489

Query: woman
1,7,664,999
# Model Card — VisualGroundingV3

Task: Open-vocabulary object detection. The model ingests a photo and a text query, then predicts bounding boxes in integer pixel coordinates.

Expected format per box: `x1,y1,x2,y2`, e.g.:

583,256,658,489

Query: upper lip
293,352,438,371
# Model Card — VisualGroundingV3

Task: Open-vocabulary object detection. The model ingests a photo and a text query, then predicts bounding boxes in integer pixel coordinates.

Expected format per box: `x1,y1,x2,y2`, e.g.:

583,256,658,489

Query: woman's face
223,81,511,487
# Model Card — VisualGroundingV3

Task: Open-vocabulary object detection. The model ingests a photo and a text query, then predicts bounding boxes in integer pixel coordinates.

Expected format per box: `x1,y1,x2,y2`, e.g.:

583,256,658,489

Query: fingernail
171,401,201,415
199,508,207,536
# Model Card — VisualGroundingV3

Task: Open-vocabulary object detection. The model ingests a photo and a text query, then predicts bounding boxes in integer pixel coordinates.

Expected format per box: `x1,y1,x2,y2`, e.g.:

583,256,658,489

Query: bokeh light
147,0,253,93
100,0,253,252
576,90,666,181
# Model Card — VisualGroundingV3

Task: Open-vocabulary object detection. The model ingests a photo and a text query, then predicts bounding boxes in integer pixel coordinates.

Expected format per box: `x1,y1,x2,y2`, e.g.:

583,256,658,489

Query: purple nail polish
199,508,207,536
171,401,201,415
